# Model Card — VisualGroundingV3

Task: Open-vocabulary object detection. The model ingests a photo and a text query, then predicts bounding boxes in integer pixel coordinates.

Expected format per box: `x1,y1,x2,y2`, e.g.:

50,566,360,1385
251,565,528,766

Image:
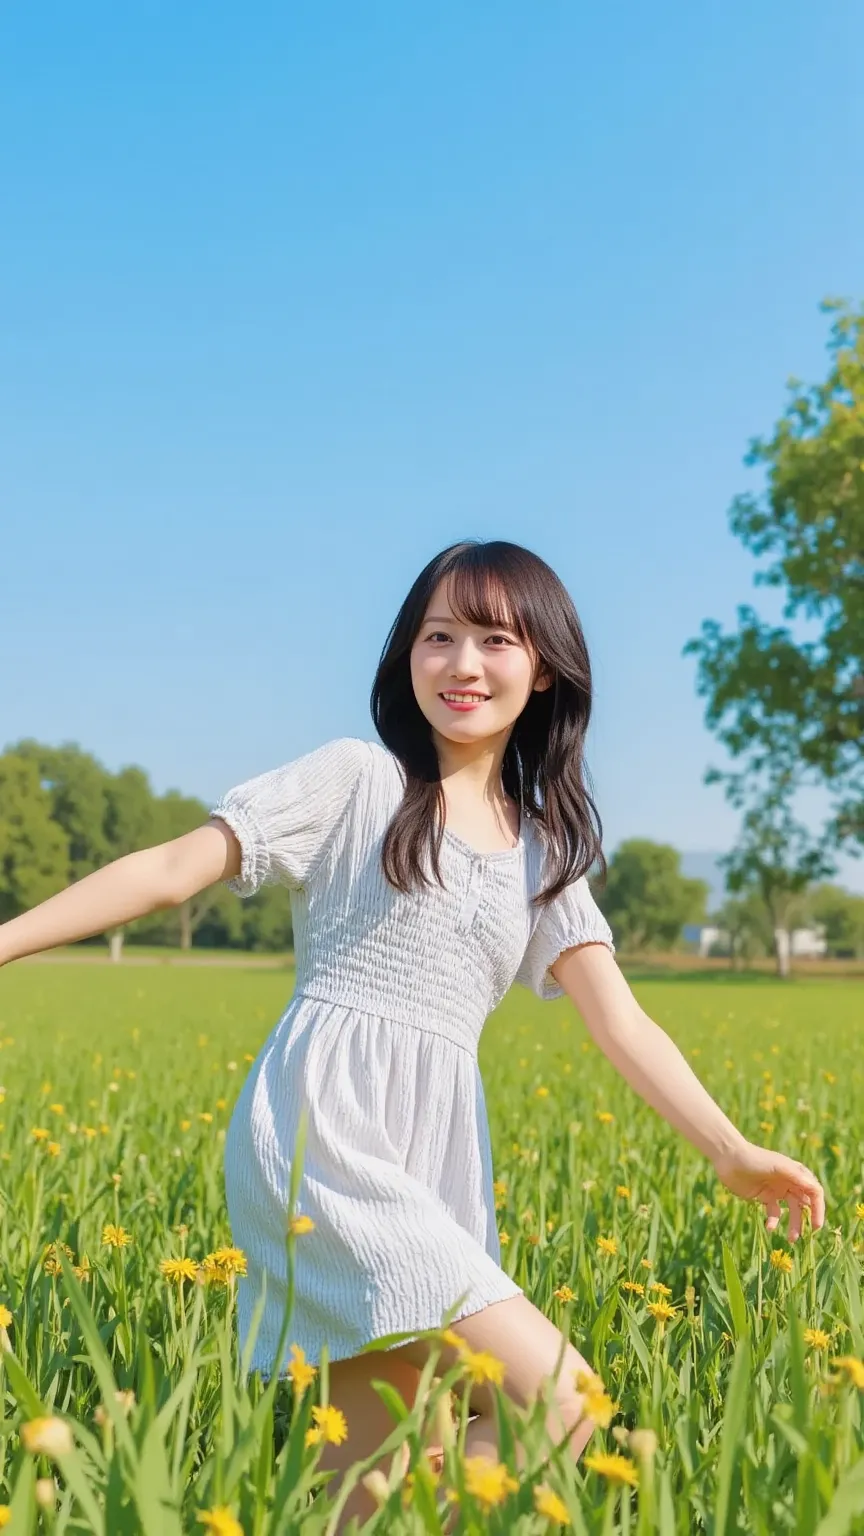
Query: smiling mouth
440,692,489,704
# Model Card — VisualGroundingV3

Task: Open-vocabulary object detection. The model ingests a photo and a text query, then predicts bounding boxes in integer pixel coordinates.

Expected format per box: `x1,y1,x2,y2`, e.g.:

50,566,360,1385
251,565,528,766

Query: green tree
0,753,70,922
11,741,113,879
806,882,864,958
685,300,864,857
594,839,708,953
719,779,833,977
705,893,772,967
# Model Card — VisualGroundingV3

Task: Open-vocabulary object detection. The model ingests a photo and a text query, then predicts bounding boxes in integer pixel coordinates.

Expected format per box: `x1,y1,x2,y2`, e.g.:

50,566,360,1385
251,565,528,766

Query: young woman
0,539,825,1525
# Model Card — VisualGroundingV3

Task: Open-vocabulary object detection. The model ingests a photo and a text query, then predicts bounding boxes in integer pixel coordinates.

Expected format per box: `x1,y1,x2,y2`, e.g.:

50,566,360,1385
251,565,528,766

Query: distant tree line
0,742,292,959
590,839,864,971
3,738,860,970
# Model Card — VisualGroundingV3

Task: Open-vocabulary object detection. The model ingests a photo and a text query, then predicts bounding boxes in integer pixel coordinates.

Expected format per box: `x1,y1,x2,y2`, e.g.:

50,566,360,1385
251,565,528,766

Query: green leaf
813,1457,864,1536
722,1241,750,1341
713,1338,751,1536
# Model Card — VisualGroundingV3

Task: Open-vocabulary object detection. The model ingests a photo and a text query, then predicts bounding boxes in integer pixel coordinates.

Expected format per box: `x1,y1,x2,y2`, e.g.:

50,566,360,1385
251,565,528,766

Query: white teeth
442,692,486,703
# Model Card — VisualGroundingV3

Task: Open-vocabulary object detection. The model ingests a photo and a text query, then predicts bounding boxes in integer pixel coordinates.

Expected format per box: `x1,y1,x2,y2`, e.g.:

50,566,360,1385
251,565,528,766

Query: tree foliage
0,741,292,953
685,300,864,853
593,839,708,952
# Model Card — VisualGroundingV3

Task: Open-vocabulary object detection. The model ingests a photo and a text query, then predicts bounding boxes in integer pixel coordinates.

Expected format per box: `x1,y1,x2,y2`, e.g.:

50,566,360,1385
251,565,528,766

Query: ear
533,667,554,693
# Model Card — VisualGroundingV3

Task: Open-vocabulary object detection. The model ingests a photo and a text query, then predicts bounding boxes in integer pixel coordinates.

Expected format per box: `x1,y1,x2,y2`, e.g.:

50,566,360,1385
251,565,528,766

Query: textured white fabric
210,737,615,1374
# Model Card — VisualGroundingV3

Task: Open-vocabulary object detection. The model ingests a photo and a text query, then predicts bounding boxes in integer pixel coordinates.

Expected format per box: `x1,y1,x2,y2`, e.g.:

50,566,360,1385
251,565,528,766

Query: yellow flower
196,1509,243,1536
574,1370,616,1428
198,1112,213,1124
0,1508,10,1528
649,1282,672,1297
20,1417,73,1458
0,1305,11,1327
463,1456,519,1508
457,1345,506,1386
803,1328,831,1350
597,1235,618,1257
535,1086,550,1098
640,1257,654,1270
101,1224,132,1249
646,1300,677,1324
42,1241,74,1276
288,1215,315,1236
584,1451,639,1487
615,1185,631,1200
597,1111,615,1124
855,1204,864,1221
534,1485,570,1524
769,1250,793,1273
553,1285,576,1303
831,1356,864,1389
499,1230,510,1244
31,1127,50,1142
180,1120,191,1132
160,1258,199,1284
48,1103,65,1115
46,1142,61,1157
621,1280,645,1296
305,1404,348,1446
207,1246,247,1276
286,1343,317,1394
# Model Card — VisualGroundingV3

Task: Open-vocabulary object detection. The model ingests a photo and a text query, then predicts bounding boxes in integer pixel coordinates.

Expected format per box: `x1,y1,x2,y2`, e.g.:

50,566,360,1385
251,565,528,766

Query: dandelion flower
615,1185,631,1200
305,1404,348,1447
286,1343,317,1394
831,1356,864,1389
463,1456,519,1508
640,1257,654,1270
457,1345,506,1387
534,1485,570,1524
855,1204,864,1221
196,1509,243,1536
31,1128,50,1142
597,1235,618,1257
621,1280,645,1296
208,1246,247,1276
804,1328,831,1350
0,1304,11,1327
646,1300,677,1324
288,1215,315,1236
535,1086,550,1098
584,1451,639,1487
769,1250,793,1273
649,1282,672,1297
101,1225,131,1249
554,1285,576,1303
596,1111,614,1125
160,1258,199,1285
0,1509,10,1528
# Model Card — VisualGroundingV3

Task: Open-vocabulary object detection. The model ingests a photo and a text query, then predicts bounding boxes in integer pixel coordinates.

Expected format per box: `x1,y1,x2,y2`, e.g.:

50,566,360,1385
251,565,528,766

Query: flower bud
628,1428,658,1461
21,1417,73,1458
360,1469,390,1507
35,1478,57,1509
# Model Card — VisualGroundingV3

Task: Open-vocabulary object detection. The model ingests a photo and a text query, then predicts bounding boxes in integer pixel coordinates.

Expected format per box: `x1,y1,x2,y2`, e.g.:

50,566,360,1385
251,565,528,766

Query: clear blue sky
2,1,862,888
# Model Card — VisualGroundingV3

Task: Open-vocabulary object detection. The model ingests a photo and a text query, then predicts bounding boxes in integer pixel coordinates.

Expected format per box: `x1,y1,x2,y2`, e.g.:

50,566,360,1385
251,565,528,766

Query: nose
449,637,484,678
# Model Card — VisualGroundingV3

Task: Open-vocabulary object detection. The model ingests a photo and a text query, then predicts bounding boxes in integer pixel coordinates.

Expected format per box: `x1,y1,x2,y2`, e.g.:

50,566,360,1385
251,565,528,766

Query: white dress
210,737,615,1375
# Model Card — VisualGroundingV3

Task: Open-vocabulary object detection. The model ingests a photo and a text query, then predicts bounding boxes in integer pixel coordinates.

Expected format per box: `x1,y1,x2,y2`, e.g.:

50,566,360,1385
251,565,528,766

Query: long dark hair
370,540,605,907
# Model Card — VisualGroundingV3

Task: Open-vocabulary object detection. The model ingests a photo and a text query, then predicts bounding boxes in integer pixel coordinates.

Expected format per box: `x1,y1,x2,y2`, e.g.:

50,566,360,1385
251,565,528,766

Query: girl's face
409,579,551,748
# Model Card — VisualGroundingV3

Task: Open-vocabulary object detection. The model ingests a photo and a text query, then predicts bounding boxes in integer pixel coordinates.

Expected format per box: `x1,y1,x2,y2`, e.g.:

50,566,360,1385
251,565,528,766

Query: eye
425,631,450,643
486,634,515,646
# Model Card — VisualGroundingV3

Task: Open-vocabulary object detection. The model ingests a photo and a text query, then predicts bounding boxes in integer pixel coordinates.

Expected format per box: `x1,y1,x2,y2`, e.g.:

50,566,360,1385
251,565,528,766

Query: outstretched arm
551,942,825,1241
0,821,241,967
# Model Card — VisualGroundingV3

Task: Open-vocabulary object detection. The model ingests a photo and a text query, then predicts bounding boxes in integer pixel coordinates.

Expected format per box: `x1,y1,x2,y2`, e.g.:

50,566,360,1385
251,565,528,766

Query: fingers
764,1197,782,1232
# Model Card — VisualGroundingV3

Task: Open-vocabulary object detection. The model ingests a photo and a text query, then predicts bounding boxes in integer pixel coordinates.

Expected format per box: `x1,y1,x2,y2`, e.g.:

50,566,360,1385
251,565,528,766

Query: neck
431,728,512,802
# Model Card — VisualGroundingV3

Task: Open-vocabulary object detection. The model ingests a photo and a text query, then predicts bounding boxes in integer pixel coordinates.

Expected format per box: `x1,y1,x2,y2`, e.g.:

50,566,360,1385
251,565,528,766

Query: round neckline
442,820,528,861
373,739,530,861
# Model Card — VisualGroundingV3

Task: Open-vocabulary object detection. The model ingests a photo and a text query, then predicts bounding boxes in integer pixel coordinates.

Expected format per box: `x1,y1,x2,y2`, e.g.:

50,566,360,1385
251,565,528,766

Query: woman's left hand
713,1141,826,1241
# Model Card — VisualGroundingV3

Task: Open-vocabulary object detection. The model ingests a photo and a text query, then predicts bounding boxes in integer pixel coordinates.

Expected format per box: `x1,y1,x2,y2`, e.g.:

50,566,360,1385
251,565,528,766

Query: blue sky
2,1,862,889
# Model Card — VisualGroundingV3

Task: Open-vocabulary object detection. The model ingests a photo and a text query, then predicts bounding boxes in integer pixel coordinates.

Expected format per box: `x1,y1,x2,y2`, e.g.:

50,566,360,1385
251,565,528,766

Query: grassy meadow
0,963,862,1533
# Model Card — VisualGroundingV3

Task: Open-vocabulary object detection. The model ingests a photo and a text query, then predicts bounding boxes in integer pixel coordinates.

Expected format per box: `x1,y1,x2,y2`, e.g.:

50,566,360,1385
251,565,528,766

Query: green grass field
0,965,862,1532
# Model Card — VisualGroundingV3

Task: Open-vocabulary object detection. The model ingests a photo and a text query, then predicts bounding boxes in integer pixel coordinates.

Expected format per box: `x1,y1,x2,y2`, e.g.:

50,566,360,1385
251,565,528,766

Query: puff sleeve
209,736,372,897
514,875,615,1000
